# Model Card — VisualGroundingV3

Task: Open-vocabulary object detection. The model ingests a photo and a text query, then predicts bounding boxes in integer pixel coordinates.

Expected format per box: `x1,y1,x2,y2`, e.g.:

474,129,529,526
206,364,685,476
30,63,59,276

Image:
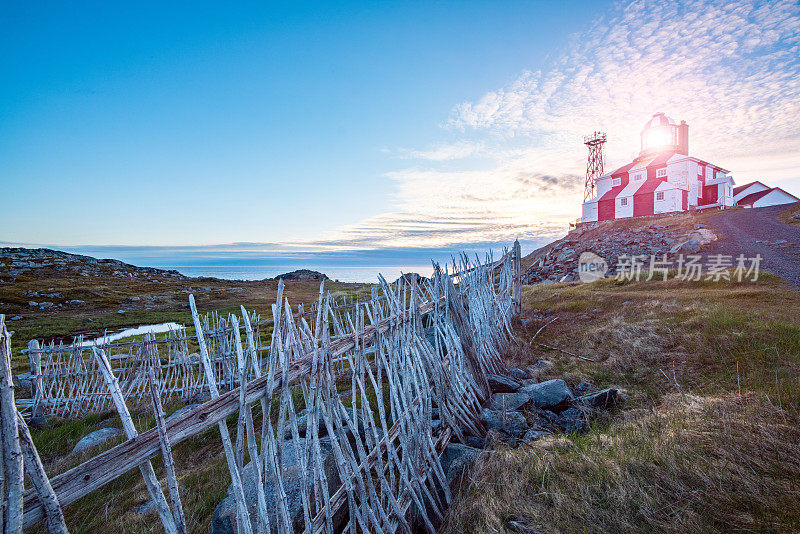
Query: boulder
521,428,549,442
463,435,486,449
487,374,522,393
70,428,124,455
439,443,482,485
507,368,530,381
481,409,527,438
520,379,574,410
670,238,700,254
210,438,337,534
134,500,156,516
525,359,553,380
488,392,531,412
581,388,618,409
689,228,717,245
556,407,587,434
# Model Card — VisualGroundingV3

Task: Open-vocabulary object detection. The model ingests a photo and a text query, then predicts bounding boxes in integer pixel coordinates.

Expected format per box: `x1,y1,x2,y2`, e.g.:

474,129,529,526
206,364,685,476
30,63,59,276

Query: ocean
167,264,436,284
18,239,549,284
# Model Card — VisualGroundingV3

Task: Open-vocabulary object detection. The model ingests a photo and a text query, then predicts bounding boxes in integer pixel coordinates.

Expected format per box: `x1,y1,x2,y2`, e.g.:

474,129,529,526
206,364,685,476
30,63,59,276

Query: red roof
737,187,799,206
733,180,767,196
633,153,672,196
597,160,637,202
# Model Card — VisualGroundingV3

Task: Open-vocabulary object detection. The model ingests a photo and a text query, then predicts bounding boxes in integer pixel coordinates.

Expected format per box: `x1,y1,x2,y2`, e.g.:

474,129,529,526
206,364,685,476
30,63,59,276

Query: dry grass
443,274,800,533
443,395,800,533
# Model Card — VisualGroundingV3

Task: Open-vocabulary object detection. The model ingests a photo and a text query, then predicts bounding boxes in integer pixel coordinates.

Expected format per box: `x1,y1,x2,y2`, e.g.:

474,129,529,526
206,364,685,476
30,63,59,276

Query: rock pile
523,223,717,284
472,368,619,446
204,364,620,533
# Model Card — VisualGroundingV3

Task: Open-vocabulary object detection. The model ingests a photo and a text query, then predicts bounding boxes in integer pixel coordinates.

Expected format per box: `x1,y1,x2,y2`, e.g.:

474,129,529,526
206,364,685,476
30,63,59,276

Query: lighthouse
639,112,689,158
581,113,737,223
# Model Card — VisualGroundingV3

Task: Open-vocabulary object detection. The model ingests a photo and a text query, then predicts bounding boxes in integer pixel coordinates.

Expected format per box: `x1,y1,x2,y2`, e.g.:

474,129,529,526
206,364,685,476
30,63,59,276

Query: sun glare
644,126,671,150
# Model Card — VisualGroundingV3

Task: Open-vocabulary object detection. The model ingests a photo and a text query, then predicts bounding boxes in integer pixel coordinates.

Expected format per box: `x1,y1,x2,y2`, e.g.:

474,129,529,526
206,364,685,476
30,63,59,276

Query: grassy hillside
443,274,800,533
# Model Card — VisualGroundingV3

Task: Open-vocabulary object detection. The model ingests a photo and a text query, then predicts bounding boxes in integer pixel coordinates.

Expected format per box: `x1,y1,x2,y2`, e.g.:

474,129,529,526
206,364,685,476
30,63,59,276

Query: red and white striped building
582,113,737,222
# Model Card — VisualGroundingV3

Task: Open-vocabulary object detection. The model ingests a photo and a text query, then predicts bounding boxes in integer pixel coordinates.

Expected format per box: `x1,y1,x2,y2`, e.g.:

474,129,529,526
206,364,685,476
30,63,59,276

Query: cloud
448,0,800,177
397,141,484,161
333,0,800,251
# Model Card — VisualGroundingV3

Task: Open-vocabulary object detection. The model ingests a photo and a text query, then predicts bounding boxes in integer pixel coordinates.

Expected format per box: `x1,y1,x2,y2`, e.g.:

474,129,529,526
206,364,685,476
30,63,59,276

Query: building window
656,192,664,201
620,197,628,206
633,172,644,182
612,177,621,186
656,168,667,178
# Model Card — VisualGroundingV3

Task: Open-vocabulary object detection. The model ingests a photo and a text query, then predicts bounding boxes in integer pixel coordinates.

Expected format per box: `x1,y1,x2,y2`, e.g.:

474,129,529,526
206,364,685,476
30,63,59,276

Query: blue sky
2,0,799,257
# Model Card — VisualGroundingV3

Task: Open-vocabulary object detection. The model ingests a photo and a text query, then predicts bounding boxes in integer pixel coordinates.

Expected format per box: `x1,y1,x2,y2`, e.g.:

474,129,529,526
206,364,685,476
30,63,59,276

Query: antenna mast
583,131,607,202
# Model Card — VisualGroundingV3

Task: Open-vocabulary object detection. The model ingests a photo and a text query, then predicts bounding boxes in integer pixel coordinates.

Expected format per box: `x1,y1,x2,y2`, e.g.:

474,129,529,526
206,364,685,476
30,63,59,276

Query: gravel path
705,204,800,287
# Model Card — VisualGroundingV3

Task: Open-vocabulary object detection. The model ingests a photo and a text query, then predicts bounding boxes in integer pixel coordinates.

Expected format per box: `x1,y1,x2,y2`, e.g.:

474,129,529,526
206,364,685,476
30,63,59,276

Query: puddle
74,322,185,347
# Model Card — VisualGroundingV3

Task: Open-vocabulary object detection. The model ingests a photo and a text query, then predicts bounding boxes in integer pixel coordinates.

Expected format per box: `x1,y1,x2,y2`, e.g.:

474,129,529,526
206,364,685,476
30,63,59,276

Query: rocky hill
523,212,718,284
1,247,185,280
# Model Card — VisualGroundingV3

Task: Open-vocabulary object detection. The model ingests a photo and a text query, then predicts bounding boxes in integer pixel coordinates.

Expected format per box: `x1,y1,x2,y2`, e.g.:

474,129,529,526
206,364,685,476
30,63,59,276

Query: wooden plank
91,348,178,534
1,315,25,533
189,298,253,534
147,371,187,534
15,411,69,534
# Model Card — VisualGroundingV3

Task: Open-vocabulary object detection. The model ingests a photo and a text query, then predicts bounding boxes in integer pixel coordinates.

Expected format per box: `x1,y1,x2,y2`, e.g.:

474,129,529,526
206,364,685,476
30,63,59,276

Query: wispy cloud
396,141,485,161
334,0,800,250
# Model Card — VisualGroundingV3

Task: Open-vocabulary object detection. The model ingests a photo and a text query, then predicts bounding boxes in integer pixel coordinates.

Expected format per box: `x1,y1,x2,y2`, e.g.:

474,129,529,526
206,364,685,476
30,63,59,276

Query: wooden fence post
147,370,187,534
91,348,179,534
1,315,24,533
188,296,254,534
511,240,522,315
15,411,69,534
28,340,42,418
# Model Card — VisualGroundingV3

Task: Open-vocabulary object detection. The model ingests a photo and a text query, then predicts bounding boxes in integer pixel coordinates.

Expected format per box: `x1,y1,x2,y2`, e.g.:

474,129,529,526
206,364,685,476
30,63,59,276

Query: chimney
677,120,689,155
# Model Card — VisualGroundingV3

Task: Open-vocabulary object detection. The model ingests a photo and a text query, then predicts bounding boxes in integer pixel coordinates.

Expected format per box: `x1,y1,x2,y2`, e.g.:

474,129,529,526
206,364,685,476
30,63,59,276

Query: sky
2,0,799,263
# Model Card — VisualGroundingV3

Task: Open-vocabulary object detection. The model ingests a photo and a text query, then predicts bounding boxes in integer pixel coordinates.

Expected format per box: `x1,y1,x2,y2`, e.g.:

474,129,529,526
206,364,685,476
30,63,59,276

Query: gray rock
521,379,573,410
582,388,618,409
463,435,486,449
522,428,549,442
506,519,544,534
135,500,156,516
557,407,588,434
210,438,337,533
488,392,531,412
670,237,700,254
507,368,530,381
525,359,553,379
487,374,522,393
481,409,528,438
440,443,481,484
573,382,592,395
70,428,124,455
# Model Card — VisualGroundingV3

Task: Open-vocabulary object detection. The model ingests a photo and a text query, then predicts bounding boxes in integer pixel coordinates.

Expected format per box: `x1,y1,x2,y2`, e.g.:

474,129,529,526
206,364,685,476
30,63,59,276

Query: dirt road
705,204,800,286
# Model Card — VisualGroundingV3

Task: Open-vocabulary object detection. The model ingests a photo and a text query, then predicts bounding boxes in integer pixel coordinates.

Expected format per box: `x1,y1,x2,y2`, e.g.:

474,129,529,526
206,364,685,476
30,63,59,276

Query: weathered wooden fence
18,297,384,418
1,241,522,533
